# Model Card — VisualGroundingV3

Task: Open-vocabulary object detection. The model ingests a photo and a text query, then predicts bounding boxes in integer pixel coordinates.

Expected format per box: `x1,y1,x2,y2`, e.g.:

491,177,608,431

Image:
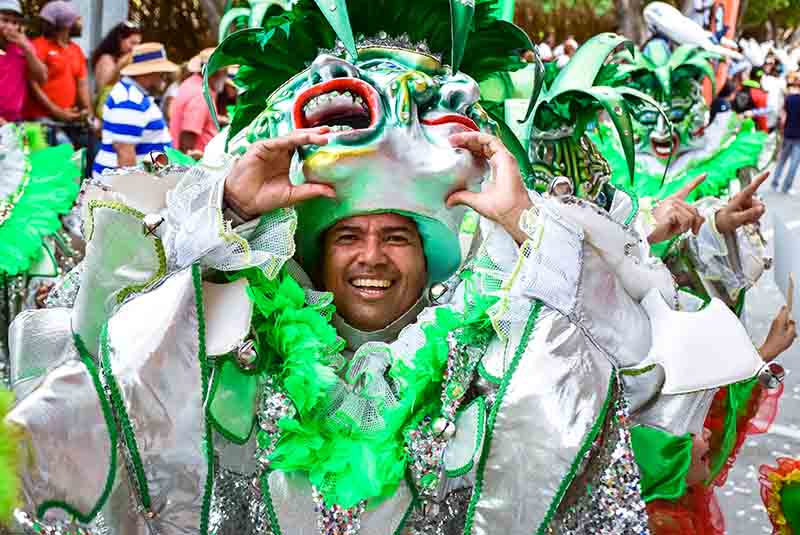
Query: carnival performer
483,29,795,535
0,1,780,535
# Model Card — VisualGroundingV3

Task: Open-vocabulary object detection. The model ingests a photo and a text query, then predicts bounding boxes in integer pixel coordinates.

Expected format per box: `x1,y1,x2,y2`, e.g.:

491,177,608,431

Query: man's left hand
446,132,532,244
715,171,768,234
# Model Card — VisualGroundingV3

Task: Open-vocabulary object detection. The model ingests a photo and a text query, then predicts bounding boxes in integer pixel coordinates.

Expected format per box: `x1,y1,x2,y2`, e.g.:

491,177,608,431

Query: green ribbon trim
260,471,284,535
194,264,216,535
445,396,486,479
99,325,152,511
463,300,543,535
34,335,119,524
630,425,693,502
536,372,616,534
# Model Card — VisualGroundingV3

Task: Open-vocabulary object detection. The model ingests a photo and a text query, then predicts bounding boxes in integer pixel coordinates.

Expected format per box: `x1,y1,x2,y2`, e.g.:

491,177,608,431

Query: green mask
619,40,716,162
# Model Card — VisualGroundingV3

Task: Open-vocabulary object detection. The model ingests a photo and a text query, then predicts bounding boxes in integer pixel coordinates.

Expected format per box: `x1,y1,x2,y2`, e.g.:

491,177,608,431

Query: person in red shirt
25,1,90,125
0,0,47,124
169,47,228,158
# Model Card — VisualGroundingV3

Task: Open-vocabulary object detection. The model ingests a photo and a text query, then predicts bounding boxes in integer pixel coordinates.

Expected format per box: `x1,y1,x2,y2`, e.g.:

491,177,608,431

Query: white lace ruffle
164,158,297,279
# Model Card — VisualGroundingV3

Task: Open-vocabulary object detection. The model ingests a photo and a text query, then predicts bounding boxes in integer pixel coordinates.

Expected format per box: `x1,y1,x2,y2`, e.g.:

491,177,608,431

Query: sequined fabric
406,488,471,535
547,395,651,535
209,467,273,535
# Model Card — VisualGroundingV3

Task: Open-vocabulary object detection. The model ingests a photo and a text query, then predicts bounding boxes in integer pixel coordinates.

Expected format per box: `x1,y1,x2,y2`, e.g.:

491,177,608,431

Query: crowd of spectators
0,0,235,179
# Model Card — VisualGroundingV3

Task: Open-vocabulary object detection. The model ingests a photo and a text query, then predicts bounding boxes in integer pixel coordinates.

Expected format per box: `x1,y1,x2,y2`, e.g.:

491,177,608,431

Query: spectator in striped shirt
93,42,178,180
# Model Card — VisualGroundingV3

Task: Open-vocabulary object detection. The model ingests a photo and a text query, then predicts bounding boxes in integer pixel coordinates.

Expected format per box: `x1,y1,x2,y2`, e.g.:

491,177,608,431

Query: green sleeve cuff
630,425,693,502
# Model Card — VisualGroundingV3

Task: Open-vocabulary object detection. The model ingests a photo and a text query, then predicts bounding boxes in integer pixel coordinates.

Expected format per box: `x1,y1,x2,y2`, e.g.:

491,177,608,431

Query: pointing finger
674,173,708,200
735,171,770,204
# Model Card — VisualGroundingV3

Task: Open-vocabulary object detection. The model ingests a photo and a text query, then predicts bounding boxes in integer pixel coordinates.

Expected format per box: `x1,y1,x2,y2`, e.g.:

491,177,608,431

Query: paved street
720,187,800,534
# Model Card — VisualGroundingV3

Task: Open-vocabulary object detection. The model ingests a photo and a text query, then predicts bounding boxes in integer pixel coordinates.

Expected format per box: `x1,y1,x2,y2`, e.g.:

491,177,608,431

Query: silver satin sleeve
163,158,297,279
72,204,166,356
6,358,116,524
472,306,615,535
9,308,75,400
101,268,208,534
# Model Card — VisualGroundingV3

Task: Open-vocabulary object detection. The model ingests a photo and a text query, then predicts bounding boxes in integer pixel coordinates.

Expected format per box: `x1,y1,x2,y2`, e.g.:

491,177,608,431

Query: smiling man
0,1,783,535
321,213,428,332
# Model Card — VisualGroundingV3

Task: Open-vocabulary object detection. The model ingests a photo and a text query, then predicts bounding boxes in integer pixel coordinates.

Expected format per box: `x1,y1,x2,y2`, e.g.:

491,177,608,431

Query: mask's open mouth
650,132,680,160
294,78,381,133
422,113,480,132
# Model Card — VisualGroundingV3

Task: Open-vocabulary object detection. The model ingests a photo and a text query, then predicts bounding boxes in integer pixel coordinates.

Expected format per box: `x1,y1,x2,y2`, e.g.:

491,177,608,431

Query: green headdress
519,33,667,196
616,40,717,102
207,0,529,142
205,0,532,284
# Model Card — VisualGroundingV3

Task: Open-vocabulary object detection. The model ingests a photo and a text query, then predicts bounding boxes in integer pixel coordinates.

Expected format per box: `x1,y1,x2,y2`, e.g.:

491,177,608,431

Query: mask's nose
386,71,435,127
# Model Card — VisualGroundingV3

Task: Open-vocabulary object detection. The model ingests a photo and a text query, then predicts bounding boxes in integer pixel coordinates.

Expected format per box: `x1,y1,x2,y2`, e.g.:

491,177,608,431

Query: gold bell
143,214,164,237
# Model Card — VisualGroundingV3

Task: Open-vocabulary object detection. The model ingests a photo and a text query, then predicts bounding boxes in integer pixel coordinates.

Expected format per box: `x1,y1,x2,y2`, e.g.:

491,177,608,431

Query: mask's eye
636,110,658,125
309,54,360,84
670,108,687,122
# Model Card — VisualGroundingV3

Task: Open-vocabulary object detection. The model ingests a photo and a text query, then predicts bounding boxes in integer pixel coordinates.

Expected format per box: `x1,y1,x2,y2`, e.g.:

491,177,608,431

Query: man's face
137,72,167,95
69,17,83,37
322,213,428,332
0,11,22,44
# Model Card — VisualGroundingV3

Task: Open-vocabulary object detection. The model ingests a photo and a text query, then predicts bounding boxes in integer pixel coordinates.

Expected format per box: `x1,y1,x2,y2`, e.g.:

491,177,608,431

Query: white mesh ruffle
687,197,767,300
164,158,297,279
475,191,583,341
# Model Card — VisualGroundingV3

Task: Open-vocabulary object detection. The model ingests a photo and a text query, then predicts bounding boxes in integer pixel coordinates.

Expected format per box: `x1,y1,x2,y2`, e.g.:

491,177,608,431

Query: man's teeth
352,279,392,288
328,125,354,132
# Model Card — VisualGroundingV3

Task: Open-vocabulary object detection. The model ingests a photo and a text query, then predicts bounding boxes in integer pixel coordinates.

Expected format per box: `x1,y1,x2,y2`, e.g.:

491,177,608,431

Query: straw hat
188,47,216,74
121,43,179,77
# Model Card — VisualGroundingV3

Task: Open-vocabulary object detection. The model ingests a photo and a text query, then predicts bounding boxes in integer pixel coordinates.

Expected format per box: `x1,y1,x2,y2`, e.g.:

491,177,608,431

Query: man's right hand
223,128,335,220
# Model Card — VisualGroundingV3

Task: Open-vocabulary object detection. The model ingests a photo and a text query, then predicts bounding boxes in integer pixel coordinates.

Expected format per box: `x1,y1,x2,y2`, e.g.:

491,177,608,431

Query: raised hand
759,305,797,362
715,171,768,234
446,132,532,244
223,128,335,220
648,173,707,244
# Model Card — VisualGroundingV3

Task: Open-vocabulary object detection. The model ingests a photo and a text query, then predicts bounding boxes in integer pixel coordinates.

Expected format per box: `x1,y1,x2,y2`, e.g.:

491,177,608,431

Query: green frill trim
229,267,496,509
0,144,80,276
630,425,693,502
596,119,767,203
707,377,759,483
0,389,20,524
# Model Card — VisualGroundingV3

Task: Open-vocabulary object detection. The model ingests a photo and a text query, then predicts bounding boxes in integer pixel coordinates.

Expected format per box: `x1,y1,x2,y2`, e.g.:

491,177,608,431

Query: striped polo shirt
93,77,172,180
